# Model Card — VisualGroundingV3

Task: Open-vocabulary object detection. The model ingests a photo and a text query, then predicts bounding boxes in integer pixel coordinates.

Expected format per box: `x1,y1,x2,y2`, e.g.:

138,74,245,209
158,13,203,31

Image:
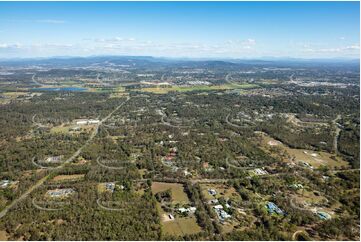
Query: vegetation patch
257,132,349,169
162,216,201,236
51,174,85,182
151,182,189,204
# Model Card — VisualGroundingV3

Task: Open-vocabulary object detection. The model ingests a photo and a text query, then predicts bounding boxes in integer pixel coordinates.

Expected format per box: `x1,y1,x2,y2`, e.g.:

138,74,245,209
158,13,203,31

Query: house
178,207,197,214
183,169,190,176
219,210,231,219
0,179,18,189
0,179,10,188
214,204,223,210
301,161,314,169
322,176,329,180
208,189,217,196
44,155,63,163
76,120,88,125
208,199,219,204
88,119,100,124
46,188,75,198
265,202,284,215
254,168,268,175
105,182,115,192
178,207,188,213
168,214,175,220
70,126,81,131
189,207,197,213
317,211,331,220
214,205,231,221
76,119,100,125
290,184,304,189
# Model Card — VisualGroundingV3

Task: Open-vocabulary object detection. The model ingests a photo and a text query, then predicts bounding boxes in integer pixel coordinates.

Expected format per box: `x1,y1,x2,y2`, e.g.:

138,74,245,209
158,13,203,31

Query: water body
31,87,88,92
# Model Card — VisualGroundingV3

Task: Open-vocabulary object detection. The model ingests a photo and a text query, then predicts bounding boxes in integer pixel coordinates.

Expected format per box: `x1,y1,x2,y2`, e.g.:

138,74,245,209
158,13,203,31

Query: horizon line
0,54,359,62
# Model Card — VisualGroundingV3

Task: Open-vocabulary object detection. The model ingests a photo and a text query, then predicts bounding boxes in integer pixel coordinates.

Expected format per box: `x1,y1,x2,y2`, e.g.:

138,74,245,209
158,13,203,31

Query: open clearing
292,189,341,216
2,92,29,98
0,92,33,104
151,182,189,203
293,190,327,205
51,174,85,182
50,124,95,134
50,125,70,134
0,230,9,240
152,183,201,236
257,132,349,169
200,183,240,201
97,182,111,193
157,203,201,236
162,216,201,236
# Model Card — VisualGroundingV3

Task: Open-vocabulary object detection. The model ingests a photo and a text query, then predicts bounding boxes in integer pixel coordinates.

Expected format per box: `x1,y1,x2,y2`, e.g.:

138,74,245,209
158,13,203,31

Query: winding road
292,230,306,241
225,113,249,128
31,198,66,211
160,114,191,129
96,198,125,211
32,114,49,128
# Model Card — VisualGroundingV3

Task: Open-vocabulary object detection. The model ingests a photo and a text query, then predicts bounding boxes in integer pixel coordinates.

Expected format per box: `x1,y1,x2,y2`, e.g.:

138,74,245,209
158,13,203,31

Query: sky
0,1,359,59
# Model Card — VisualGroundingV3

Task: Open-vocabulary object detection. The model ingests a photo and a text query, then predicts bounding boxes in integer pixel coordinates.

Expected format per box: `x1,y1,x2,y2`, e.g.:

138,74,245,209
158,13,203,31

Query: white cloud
245,38,256,45
0,43,22,49
36,19,67,24
0,37,358,59
302,44,360,56
94,37,136,43
344,45,360,50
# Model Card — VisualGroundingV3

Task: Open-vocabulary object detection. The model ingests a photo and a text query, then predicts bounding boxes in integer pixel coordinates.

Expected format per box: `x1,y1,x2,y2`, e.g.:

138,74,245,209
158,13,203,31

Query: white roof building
214,204,223,210
208,189,217,196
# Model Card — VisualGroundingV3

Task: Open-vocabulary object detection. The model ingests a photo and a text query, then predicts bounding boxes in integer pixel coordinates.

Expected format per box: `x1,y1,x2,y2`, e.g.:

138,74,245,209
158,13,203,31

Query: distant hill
0,55,358,69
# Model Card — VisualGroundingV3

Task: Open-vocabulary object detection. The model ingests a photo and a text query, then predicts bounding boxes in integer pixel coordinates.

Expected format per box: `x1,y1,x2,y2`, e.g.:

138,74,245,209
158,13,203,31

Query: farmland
138,83,258,94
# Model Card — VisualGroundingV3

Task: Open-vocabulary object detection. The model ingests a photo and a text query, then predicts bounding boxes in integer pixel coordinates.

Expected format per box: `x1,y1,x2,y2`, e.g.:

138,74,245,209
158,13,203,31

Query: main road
0,97,130,219
31,74,42,86
332,114,342,154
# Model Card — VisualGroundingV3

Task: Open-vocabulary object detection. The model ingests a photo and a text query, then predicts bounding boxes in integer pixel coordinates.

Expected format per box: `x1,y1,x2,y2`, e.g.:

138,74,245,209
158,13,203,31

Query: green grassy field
162,216,201,236
151,182,189,204
156,202,201,236
138,83,258,94
50,125,70,134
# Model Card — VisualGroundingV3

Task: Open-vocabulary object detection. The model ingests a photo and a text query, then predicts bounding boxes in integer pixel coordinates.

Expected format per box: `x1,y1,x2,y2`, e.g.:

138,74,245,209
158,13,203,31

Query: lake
31,87,88,92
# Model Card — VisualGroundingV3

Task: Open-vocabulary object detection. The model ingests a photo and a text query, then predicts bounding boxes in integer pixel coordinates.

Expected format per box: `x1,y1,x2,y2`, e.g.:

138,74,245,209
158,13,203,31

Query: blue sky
0,1,359,59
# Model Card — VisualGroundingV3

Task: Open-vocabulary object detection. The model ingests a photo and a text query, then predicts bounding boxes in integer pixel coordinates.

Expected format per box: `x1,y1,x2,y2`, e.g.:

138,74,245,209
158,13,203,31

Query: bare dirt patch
51,174,85,182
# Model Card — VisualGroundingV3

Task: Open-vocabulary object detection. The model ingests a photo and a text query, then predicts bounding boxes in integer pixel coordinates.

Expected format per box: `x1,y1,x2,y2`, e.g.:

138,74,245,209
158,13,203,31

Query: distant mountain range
0,55,359,68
